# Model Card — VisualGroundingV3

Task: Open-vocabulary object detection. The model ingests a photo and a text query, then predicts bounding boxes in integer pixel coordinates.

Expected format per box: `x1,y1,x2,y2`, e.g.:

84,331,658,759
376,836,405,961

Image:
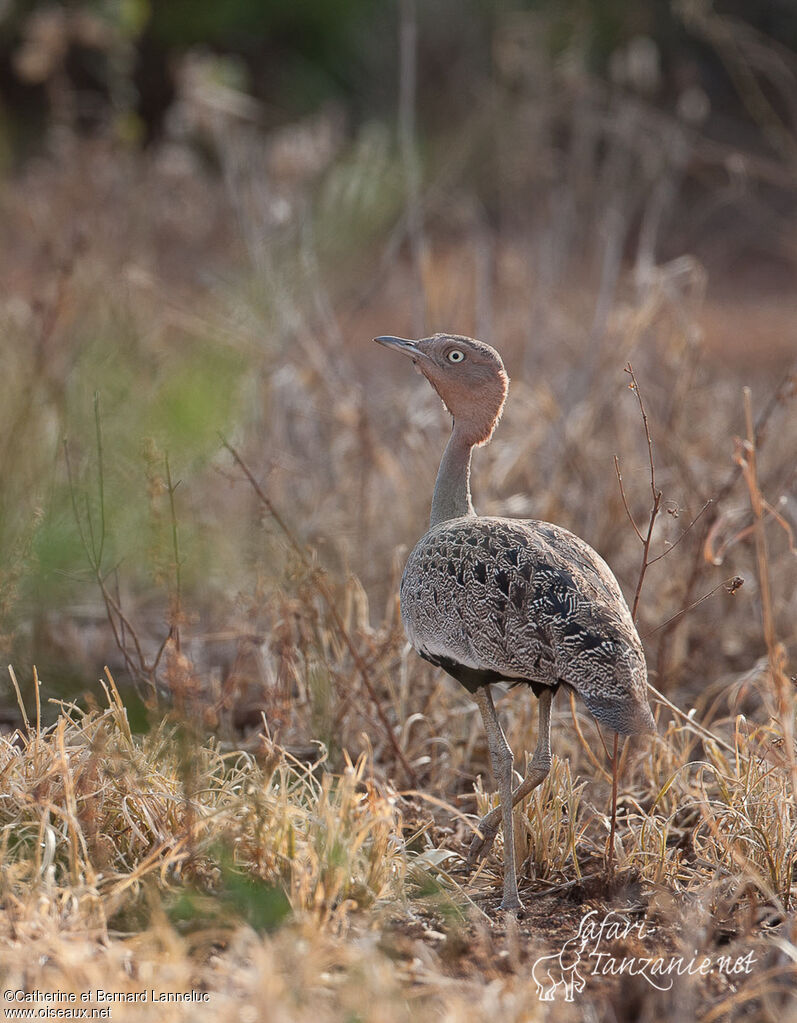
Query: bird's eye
447,350,465,363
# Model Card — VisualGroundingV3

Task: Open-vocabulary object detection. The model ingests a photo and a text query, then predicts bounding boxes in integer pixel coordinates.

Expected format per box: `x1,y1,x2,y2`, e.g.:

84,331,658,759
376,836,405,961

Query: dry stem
221,437,419,786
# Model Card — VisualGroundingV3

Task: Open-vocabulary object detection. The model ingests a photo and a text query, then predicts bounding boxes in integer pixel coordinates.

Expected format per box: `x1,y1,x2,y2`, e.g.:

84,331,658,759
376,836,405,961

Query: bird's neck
430,423,476,527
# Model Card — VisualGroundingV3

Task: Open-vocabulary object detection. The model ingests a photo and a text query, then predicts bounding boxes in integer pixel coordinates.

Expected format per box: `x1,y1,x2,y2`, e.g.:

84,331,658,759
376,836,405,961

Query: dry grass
1,18,797,1017
2,666,797,1020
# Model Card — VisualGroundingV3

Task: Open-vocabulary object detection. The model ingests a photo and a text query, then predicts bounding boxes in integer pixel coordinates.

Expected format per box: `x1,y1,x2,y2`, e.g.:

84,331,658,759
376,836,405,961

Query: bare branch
624,363,659,504
761,497,797,555
656,364,794,678
647,499,713,564
622,365,663,621
221,436,419,786
93,392,106,569
643,575,744,637
65,417,161,703
606,731,620,879
63,440,94,570
165,454,183,653
613,455,644,542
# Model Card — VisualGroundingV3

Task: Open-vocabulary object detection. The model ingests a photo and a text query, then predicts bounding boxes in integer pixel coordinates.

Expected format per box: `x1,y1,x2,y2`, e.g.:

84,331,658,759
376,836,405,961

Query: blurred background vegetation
0,0,794,749
1,4,796,1016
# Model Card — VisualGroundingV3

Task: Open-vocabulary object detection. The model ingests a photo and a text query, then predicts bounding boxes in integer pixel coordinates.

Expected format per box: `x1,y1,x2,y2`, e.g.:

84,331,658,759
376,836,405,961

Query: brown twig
64,402,163,703
655,363,794,679
643,575,744,638
647,499,713,564
607,364,663,876
221,436,419,786
606,731,620,878
623,363,662,620
735,387,796,798
615,369,753,783
613,456,644,542
567,692,612,782
165,454,183,654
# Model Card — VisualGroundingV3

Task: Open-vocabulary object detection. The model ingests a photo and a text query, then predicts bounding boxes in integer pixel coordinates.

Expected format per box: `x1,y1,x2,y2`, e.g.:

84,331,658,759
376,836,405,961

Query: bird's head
374,332,509,446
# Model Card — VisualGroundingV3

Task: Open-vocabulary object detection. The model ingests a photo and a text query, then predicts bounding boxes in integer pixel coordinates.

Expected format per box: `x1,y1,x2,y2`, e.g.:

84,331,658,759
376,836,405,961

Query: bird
374,332,655,911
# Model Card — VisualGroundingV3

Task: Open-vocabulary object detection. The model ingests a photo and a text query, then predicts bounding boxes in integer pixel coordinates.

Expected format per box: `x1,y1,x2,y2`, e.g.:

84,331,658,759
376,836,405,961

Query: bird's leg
468,688,553,866
472,685,522,911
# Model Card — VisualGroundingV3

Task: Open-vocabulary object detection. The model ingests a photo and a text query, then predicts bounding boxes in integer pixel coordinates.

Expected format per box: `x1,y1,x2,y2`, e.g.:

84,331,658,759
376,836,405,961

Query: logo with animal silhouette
531,934,588,1002
530,909,648,1001
529,908,756,998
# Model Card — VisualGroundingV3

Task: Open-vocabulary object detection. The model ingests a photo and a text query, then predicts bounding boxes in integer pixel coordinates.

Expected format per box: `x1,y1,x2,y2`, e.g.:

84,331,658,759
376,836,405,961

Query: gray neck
430,424,475,527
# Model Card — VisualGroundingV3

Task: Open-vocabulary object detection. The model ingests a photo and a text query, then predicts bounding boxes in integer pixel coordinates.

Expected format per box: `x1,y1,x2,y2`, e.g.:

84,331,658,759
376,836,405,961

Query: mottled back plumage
401,515,654,735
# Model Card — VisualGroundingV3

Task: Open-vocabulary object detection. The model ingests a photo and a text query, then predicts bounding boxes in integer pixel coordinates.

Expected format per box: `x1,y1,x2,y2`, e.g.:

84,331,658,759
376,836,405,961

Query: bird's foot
467,816,500,865
500,894,524,914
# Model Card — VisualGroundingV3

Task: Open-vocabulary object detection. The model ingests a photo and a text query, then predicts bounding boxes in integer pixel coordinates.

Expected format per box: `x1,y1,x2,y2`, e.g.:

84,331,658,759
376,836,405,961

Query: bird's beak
373,335,429,364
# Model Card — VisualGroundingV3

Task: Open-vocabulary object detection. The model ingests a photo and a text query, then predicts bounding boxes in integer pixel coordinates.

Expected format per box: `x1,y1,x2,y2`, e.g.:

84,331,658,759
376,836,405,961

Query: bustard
375,332,655,911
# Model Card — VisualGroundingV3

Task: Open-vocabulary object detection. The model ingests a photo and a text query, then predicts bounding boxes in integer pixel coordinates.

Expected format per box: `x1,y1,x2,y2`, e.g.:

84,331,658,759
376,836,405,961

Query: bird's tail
579,664,656,736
